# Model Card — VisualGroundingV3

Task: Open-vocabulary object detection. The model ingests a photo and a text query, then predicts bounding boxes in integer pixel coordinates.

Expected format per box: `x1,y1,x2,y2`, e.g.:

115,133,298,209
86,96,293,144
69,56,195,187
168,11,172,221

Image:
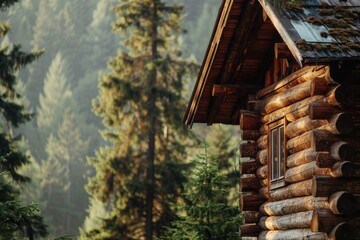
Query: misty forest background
1,0,242,239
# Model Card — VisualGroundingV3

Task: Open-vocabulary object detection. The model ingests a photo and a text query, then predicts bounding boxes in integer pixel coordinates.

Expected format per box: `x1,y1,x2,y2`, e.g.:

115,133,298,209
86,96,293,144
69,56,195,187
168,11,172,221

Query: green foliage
37,52,71,129
0,1,48,238
82,0,196,239
160,144,242,240
41,110,90,235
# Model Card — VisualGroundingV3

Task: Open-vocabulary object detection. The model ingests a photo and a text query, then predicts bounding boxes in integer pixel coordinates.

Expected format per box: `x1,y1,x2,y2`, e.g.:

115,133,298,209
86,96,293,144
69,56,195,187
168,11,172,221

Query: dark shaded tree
0,0,47,238
161,144,242,240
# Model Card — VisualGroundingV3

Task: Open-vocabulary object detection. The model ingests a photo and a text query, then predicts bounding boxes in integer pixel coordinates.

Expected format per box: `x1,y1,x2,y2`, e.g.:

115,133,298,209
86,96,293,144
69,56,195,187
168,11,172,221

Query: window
268,120,286,190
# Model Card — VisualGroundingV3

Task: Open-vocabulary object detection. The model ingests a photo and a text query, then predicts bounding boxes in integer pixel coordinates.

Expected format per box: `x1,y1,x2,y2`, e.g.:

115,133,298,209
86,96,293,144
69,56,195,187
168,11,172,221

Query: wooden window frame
267,118,287,191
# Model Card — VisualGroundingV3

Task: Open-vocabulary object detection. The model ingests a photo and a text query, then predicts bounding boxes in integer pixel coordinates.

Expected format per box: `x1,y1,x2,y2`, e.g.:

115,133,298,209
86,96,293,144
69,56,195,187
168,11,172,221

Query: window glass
270,124,285,182
279,126,285,178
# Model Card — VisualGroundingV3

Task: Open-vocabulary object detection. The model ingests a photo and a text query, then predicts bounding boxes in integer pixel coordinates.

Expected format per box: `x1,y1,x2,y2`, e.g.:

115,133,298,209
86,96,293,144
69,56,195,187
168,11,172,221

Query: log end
337,142,355,162
329,222,357,240
336,113,354,135
331,191,358,216
311,210,319,232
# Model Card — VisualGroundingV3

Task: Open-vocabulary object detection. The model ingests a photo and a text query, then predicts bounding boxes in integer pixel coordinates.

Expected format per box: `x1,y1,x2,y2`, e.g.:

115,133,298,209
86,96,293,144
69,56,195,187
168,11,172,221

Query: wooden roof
184,0,360,127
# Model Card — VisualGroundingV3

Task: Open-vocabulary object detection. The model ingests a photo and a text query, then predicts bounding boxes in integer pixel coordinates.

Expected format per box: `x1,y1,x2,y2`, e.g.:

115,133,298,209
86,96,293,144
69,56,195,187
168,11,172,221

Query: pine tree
0,0,47,238
161,144,242,240
41,109,90,235
82,0,195,239
37,52,71,128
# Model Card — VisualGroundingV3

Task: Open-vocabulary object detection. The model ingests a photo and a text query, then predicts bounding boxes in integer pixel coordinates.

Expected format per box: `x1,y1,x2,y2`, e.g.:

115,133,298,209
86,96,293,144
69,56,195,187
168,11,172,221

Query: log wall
239,65,360,239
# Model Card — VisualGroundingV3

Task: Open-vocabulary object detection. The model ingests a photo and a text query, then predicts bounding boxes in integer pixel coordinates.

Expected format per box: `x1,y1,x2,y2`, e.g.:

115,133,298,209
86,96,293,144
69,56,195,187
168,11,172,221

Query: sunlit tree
81,0,195,239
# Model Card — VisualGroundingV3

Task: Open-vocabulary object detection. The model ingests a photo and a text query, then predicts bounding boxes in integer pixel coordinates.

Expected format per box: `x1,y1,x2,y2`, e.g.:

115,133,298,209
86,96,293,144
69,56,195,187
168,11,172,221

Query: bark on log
241,237,258,240
285,161,359,183
256,149,267,166
287,130,340,155
256,65,328,100
326,85,346,106
244,211,262,223
241,159,260,174
287,149,335,168
262,95,323,123
312,176,360,197
259,229,328,240
261,178,269,187
329,191,359,216
260,124,267,135
311,209,360,233
309,102,343,120
241,193,267,211
312,130,340,152
259,211,313,230
241,129,261,141
311,209,344,233
241,176,261,192
270,179,313,201
285,161,329,183
286,113,353,139
259,186,270,200
262,86,345,123
286,117,327,139
256,165,268,180
260,196,329,216
319,113,354,135
240,110,260,130
330,161,360,178
241,141,258,158
286,131,313,154
255,77,332,115
329,223,359,240
240,224,262,237
257,135,267,150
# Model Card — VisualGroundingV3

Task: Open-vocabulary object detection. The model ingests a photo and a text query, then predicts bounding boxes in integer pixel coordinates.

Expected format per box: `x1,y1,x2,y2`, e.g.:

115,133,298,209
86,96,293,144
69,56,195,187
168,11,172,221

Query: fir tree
37,52,71,129
0,0,47,238
41,109,90,236
161,144,242,240
82,0,195,239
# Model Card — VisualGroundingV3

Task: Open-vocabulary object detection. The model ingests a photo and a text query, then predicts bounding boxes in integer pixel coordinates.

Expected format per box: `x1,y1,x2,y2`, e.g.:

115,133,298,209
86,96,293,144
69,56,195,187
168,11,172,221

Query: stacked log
251,65,360,239
239,111,266,238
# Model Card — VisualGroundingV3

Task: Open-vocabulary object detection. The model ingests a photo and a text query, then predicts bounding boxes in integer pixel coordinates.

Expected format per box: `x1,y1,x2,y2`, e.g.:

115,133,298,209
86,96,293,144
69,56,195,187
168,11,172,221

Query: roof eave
183,0,231,128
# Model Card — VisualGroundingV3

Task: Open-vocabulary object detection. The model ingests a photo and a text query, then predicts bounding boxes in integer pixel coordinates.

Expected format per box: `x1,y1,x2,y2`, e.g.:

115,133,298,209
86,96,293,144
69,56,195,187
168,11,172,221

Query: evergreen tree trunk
145,1,158,239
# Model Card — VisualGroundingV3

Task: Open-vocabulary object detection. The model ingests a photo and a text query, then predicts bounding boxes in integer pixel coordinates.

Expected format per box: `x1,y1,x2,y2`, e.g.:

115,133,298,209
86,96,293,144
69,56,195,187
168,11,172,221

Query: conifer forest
0,0,242,239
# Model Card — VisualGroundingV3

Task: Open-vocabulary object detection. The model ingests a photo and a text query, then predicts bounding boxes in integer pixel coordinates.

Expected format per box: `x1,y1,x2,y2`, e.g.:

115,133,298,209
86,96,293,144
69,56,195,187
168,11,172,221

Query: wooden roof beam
212,84,261,97
207,1,262,125
275,42,293,59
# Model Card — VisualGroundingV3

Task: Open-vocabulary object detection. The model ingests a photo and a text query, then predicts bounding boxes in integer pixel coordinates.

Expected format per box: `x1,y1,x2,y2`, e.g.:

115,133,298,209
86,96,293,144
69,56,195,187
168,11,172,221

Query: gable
184,0,360,127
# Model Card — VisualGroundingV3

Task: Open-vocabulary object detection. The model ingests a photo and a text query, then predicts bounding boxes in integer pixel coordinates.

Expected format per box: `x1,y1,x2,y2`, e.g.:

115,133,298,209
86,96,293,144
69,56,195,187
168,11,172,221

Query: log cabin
184,0,360,239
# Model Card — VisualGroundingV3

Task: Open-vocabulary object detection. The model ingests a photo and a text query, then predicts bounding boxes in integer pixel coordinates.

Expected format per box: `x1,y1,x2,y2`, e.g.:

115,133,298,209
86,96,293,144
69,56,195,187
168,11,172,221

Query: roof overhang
184,0,278,127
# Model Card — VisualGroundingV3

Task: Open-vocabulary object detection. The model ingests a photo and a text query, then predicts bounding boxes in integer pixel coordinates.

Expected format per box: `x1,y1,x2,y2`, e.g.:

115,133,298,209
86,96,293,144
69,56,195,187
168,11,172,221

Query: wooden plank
275,42,293,59
212,84,261,96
